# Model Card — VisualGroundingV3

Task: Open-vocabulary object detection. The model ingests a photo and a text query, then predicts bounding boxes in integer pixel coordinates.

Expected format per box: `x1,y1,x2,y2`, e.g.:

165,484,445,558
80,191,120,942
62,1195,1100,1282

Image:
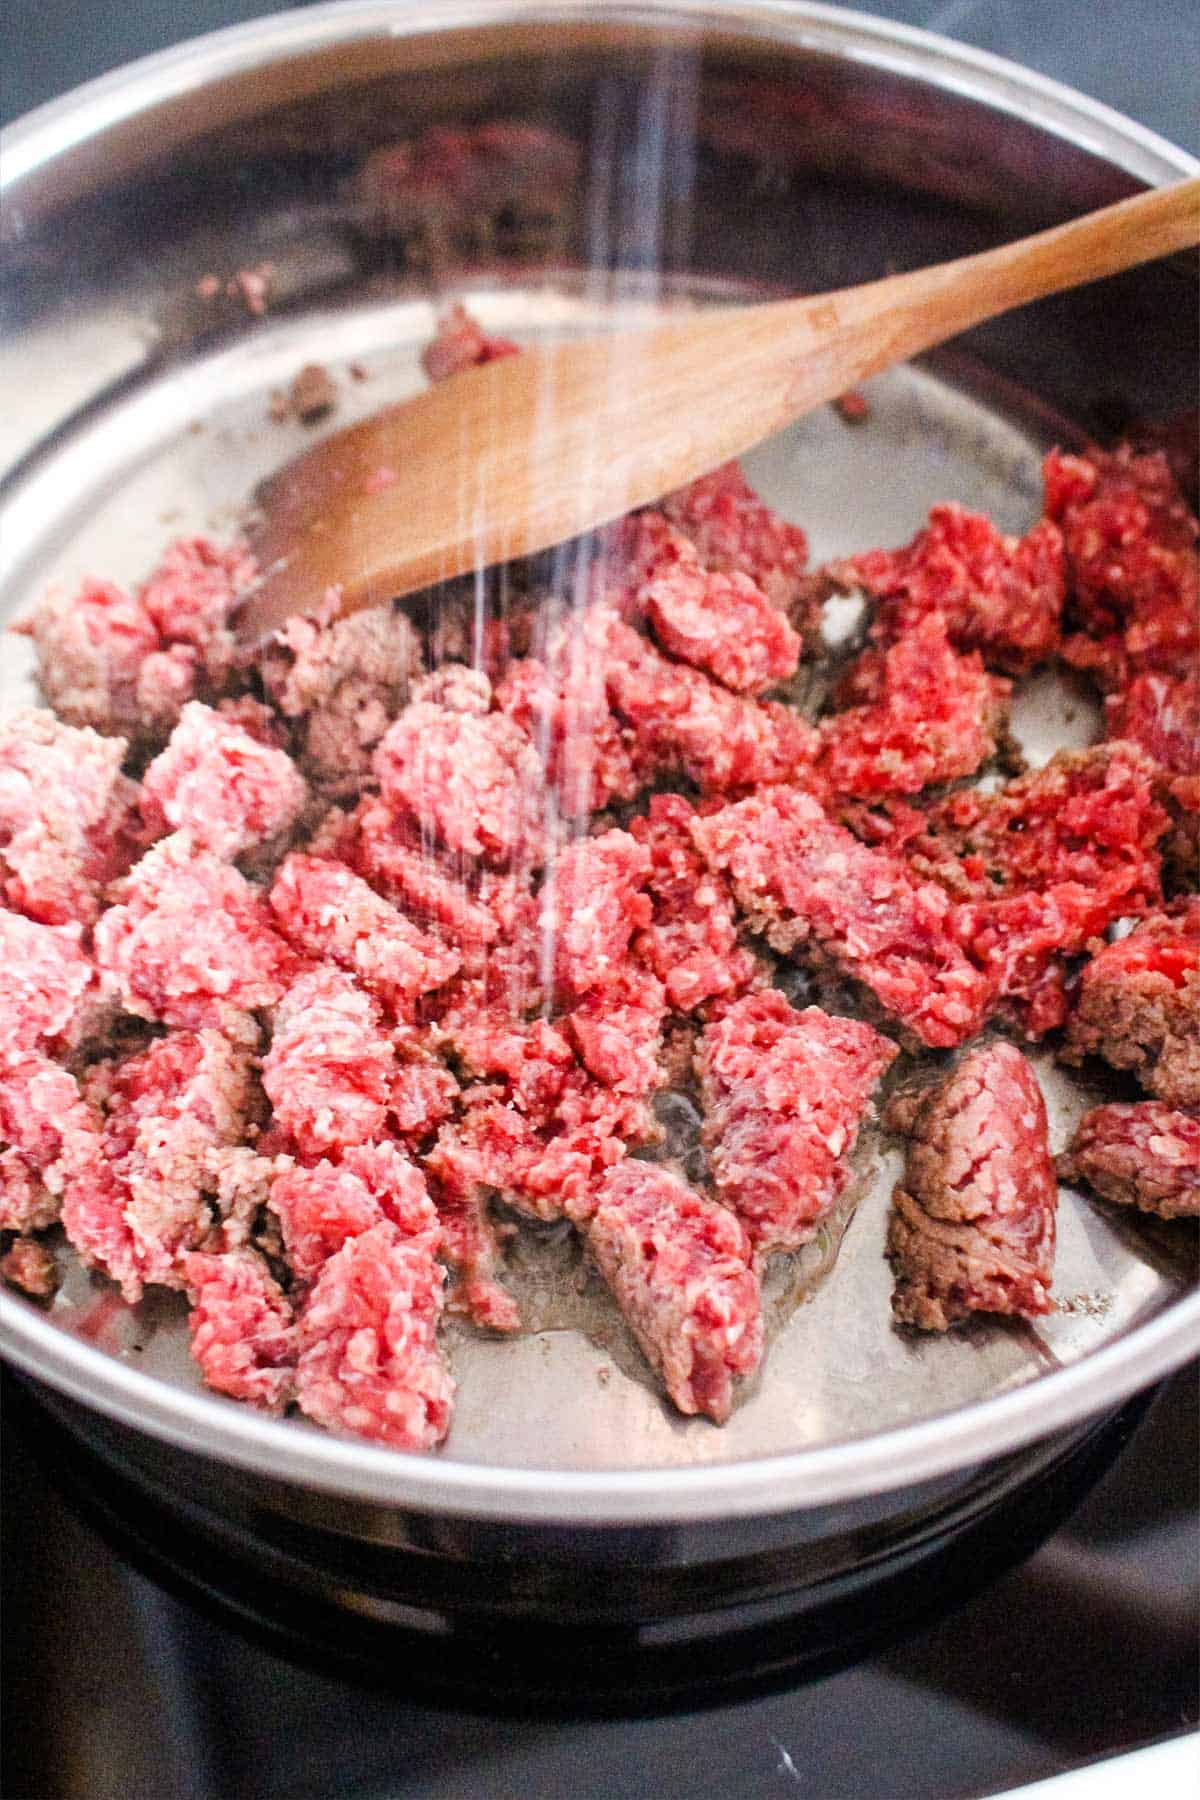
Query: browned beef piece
1058,1102,1200,1220
886,1040,1057,1331
1062,901,1200,1108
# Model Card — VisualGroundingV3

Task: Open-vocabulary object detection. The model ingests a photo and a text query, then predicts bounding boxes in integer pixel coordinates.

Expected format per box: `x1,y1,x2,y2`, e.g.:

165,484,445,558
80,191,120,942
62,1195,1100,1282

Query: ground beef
1063,902,1199,1106
373,696,545,866
1107,670,1200,776
845,503,1065,674
343,799,501,951
566,964,668,1096
697,992,898,1250
421,302,520,382
692,787,992,1047
1046,444,1199,690
660,461,813,632
638,520,802,693
538,829,652,999
61,1029,256,1301
140,702,308,859
268,853,460,1017
94,835,293,1038
1059,1102,1200,1219
597,605,818,792
295,1220,454,1449
269,1141,438,1286
494,629,639,818
16,536,254,744
183,1248,296,1409
630,794,761,1013
262,967,396,1159
0,909,102,1060
585,1161,764,1424
886,1041,1057,1330
0,710,142,926
814,613,1010,799
258,596,423,798
0,1056,98,1233
0,1236,60,1300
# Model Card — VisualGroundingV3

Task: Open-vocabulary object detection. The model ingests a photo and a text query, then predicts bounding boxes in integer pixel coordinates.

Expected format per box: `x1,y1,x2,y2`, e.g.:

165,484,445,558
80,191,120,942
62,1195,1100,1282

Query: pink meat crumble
692,787,993,1047
697,992,898,1250
585,1161,764,1424
0,909,101,1059
141,702,308,857
1059,1102,1200,1220
1063,902,1199,1108
16,535,254,742
494,633,638,818
94,835,293,1036
630,795,760,1013
61,1029,256,1301
638,519,802,693
887,1041,1057,1330
815,613,1010,799
269,853,460,1016
660,461,813,629
1046,444,1200,689
262,967,396,1159
184,1249,296,1410
373,697,544,865
0,709,142,926
270,1141,438,1286
538,829,652,999
0,1056,98,1233
1107,670,1200,776
846,503,1066,674
295,1221,454,1449
421,302,520,382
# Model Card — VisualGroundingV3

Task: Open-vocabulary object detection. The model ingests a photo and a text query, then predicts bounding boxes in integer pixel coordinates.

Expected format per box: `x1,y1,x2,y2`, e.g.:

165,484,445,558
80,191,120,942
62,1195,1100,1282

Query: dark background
4,0,1199,157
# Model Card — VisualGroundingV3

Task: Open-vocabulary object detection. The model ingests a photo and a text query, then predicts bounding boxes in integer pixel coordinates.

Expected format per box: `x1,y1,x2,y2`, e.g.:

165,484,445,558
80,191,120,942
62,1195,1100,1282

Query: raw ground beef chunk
585,1161,764,1424
845,502,1066,674
61,1029,257,1302
268,853,460,1016
94,835,293,1037
1063,903,1199,1107
909,744,1170,1036
660,461,813,631
0,1056,98,1233
343,799,503,950
538,828,652,999
494,620,639,817
184,1248,296,1409
630,794,760,1012
141,703,308,858
262,967,396,1158
697,992,898,1251
421,302,519,382
886,1041,1057,1330
1059,1102,1200,1219
0,709,142,926
1046,444,1199,689
295,1220,455,1449
269,1141,439,1286
258,595,423,798
0,1236,59,1300
565,964,667,1096
373,696,545,865
814,613,1010,799
692,787,992,1047
1107,670,1200,776
0,909,102,1061
597,606,818,792
16,535,254,742
638,520,802,693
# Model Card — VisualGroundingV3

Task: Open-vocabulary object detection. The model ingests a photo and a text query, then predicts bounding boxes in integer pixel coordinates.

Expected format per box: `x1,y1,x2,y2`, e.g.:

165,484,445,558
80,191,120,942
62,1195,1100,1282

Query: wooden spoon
239,177,1200,643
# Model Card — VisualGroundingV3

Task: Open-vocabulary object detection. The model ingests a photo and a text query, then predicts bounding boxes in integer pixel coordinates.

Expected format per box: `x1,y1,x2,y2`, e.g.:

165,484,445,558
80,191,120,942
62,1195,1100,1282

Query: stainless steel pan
1,2,1196,1636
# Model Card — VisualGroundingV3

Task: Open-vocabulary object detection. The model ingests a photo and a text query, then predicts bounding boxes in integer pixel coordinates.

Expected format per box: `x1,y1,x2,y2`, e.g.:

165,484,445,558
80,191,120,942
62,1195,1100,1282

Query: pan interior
1,275,1194,1472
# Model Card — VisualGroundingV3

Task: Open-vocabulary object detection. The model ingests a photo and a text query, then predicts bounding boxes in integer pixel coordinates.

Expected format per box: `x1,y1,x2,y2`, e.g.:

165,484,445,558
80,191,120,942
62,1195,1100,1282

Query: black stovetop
4,4,1199,1796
